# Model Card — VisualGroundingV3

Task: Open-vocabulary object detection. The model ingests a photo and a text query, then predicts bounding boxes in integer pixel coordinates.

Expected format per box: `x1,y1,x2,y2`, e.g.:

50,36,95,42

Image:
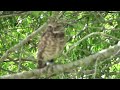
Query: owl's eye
55,25,62,29
48,25,53,29
47,25,53,31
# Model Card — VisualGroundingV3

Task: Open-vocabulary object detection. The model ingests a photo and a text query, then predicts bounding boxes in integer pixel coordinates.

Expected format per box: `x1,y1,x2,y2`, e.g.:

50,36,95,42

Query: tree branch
0,22,47,62
1,42,120,79
0,11,31,18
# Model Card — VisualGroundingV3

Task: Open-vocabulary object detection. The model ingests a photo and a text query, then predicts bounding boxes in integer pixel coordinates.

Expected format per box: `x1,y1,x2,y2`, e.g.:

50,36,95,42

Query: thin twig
0,11,31,18
65,32,120,55
67,23,88,42
4,57,37,63
0,67,16,74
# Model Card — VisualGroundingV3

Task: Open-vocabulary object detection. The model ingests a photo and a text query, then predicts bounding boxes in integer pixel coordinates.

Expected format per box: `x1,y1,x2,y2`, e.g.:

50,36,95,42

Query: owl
37,22,66,69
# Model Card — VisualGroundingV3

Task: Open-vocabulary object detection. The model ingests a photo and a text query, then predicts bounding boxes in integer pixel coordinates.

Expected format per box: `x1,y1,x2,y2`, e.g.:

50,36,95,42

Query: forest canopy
0,11,120,79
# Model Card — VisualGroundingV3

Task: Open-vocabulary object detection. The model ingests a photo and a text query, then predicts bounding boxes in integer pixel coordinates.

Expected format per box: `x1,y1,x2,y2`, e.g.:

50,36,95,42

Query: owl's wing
37,45,47,69
37,45,46,59
41,31,47,37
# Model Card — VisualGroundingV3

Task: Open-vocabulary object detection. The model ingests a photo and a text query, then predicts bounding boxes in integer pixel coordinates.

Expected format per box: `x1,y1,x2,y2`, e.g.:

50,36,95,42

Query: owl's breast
42,36,65,61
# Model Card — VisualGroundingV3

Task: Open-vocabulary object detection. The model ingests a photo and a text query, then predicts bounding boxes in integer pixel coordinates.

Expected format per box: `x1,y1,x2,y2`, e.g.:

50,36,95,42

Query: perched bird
37,22,66,69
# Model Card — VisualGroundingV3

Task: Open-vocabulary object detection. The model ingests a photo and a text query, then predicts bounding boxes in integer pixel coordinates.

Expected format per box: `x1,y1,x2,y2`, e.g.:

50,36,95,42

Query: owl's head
47,23,64,34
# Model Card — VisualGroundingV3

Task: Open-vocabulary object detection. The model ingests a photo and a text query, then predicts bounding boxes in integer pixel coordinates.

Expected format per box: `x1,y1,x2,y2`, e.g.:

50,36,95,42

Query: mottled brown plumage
37,22,66,68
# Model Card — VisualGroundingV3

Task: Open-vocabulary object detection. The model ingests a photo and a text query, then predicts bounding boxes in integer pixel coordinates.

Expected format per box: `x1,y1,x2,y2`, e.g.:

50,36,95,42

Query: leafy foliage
0,11,120,79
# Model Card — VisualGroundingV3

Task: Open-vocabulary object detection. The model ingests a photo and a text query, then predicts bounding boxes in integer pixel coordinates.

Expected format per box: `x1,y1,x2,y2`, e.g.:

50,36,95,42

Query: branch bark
1,42,120,79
